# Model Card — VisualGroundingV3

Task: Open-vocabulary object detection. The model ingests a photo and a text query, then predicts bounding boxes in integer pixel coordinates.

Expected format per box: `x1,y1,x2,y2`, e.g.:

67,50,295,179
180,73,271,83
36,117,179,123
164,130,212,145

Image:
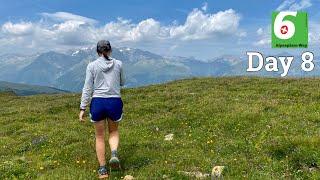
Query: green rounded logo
272,12,308,48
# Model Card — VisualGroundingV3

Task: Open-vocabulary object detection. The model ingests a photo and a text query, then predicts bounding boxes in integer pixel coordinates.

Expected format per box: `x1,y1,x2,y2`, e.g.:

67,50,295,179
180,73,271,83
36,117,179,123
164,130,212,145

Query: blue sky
0,0,319,59
0,0,278,24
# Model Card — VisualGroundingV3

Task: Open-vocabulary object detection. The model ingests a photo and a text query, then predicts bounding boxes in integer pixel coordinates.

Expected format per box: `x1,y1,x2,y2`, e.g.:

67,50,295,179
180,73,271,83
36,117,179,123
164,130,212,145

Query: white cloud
169,44,178,51
99,8,242,42
276,0,295,11
0,7,244,55
202,2,208,12
254,26,271,46
2,22,34,36
256,28,263,36
255,38,271,46
123,18,162,42
99,18,164,42
238,31,247,37
169,9,241,40
276,0,312,11
52,21,97,45
40,12,98,24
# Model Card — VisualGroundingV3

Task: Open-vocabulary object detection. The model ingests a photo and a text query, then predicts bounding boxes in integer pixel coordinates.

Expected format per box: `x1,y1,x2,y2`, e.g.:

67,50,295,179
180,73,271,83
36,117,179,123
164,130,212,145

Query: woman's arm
80,63,94,110
120,62,125,86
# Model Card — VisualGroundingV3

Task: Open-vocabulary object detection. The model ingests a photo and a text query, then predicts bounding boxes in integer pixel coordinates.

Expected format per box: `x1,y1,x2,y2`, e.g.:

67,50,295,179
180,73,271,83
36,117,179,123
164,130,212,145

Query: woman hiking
79,40,125,178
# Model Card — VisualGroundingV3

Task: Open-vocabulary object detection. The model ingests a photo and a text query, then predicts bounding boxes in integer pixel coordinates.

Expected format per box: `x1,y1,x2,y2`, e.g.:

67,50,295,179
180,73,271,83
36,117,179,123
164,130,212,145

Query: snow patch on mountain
71,50,80,56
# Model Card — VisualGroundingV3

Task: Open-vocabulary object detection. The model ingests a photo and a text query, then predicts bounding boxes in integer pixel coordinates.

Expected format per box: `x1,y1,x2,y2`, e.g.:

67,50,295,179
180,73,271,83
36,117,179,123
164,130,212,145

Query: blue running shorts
89,97,123,122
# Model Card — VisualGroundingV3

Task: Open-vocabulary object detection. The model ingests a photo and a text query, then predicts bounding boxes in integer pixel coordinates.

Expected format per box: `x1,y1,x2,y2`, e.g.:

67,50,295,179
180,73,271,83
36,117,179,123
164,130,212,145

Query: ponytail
103,53,111,60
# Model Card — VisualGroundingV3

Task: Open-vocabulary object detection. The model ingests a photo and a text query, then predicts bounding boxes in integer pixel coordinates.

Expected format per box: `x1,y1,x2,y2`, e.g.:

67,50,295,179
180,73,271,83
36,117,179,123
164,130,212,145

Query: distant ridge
0,81,69,96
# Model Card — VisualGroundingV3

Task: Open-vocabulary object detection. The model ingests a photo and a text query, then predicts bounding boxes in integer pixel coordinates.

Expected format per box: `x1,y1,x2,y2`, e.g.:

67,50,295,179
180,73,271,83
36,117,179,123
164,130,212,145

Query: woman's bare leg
94,120,106,166
108,118,119,152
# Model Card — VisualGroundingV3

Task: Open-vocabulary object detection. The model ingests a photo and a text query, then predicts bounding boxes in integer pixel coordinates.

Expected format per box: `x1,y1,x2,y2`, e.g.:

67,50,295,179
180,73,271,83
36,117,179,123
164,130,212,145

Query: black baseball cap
97,40,112,53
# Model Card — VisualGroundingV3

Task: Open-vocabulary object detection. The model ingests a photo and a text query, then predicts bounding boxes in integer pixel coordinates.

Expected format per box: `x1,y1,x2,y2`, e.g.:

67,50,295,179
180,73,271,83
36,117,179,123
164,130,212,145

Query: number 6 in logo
274,12,297,40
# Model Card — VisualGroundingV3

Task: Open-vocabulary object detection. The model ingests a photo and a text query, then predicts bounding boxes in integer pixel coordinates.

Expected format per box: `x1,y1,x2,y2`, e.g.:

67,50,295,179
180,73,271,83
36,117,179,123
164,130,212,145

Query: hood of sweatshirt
96,56,114,72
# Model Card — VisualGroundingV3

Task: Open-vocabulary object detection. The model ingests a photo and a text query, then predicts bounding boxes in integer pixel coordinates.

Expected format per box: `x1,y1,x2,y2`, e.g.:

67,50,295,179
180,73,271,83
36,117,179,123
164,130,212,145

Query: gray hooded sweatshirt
80,56,125,110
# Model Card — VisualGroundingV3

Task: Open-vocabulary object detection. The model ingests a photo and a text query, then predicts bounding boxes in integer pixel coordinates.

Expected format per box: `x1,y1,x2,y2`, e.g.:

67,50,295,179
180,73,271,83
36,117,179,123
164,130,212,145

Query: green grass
1,77,319,179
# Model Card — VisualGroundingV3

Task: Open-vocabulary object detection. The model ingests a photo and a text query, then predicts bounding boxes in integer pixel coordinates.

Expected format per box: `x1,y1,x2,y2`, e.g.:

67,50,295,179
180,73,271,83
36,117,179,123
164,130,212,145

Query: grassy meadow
0,77,319,179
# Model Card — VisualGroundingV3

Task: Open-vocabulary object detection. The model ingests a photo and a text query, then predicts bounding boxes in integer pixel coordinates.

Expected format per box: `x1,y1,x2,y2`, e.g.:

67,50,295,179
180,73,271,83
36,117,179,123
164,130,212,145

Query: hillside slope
0,77,319,179
0,81,68,96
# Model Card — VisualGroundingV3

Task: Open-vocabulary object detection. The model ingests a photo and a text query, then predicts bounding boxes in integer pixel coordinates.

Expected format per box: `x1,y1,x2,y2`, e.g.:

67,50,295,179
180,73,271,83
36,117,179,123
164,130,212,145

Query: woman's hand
79,110,85,122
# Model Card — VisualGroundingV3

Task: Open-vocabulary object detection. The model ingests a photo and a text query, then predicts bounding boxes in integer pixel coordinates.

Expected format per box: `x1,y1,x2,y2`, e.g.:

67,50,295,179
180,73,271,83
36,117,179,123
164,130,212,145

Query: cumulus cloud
0,6,244,54
95,18,163,43
254,26,271,46
52,21,97,45
169,9,241,40
2,22,34,36
99,8,242,42
276,0,312,11
115,18,163,42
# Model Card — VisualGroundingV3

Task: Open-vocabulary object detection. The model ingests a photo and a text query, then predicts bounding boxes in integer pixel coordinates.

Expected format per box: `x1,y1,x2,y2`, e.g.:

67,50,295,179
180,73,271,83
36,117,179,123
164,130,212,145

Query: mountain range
0,81,68,96
0,47,318,92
